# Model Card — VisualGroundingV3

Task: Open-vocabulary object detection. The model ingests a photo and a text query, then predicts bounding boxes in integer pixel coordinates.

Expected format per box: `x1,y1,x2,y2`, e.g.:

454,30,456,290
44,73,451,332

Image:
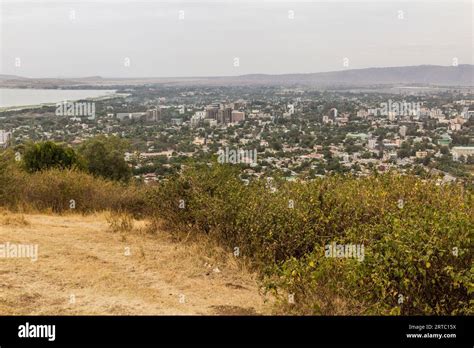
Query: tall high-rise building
146,108,161,122
217,108,233,124
225,108,233,122
399,125,407,137
206,104,220,120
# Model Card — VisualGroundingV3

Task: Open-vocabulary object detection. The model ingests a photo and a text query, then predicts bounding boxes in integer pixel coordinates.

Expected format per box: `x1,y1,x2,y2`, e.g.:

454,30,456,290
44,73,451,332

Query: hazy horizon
1,63,473,80
1,0,472,78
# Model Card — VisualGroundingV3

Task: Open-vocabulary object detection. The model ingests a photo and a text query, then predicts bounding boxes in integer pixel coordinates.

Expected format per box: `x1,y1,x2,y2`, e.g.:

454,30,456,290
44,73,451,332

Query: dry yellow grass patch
0,211,271,315
0,210,30,226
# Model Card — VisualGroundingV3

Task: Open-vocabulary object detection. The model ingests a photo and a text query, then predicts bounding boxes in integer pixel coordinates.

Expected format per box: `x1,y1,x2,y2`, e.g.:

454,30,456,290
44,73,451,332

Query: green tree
79,135,131,182
397,142,412,159
22,141,83,173
440,146,450,155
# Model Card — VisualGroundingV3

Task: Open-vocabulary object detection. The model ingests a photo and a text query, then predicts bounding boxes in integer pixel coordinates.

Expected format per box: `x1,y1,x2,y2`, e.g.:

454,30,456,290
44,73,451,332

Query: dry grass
0,209,30,226
0,210,272,315
106,212,134,233
0,166,146,215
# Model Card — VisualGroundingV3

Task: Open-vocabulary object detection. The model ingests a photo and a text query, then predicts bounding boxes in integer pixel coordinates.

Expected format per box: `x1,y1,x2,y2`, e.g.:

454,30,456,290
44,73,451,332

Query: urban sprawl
1,85,473,183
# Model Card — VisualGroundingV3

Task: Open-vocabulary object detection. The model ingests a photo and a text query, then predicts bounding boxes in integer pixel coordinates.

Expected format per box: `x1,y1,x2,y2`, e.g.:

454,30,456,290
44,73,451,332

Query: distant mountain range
1,65,473,87
0,74,28,81
223,64,474,87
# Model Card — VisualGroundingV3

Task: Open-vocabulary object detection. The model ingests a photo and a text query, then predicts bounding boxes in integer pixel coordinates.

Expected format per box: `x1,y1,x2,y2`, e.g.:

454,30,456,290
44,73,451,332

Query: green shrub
22,141,84,173
149,163,473,315
78,135,131,182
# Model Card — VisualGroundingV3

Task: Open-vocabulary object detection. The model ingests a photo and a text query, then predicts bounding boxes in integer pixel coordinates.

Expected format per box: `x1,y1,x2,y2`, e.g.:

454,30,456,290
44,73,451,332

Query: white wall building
0,130,12,148
452,147,474,161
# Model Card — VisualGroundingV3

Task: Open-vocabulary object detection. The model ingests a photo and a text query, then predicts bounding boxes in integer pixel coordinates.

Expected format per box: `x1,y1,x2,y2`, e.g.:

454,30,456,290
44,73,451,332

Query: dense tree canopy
78,135,131,182
22,141,83,173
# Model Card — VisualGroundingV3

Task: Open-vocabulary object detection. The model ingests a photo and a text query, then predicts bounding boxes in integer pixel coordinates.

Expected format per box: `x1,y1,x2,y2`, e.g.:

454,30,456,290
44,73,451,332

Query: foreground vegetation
148,164,472,315
1,150,472,315
0,150,143,214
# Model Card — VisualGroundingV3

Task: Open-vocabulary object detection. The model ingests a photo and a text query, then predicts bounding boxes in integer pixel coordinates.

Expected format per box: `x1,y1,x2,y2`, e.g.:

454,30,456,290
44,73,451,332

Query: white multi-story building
287,104,295,115
190,111,206,127
357,109,368,118
399,125,407,137
368,138,377,150
452,147,474,161
0,130,12,148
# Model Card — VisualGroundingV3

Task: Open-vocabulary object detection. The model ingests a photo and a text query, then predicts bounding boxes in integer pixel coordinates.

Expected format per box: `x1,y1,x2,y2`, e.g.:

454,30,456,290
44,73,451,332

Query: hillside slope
0,211,270,315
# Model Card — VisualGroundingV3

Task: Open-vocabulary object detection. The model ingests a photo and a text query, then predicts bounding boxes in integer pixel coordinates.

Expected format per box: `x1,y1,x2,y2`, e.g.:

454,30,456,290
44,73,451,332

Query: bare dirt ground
0,211,272,315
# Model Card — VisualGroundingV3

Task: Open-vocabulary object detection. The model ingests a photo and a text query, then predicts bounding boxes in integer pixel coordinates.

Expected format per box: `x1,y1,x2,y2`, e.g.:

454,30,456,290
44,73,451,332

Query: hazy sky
1,0,472,78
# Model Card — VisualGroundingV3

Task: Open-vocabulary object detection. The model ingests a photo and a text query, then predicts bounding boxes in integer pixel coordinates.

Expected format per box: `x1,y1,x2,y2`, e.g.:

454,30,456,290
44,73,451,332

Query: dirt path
0,211,271,315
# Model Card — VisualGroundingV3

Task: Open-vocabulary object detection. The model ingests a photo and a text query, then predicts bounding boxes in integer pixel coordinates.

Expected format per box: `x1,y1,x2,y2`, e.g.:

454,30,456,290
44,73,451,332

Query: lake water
0,88,116,108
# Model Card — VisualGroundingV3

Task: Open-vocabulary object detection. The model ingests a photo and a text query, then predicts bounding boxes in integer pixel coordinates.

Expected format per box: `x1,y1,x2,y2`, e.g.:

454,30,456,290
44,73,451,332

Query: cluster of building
115,107,161,122
1,86,473,182
190,103,245,127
